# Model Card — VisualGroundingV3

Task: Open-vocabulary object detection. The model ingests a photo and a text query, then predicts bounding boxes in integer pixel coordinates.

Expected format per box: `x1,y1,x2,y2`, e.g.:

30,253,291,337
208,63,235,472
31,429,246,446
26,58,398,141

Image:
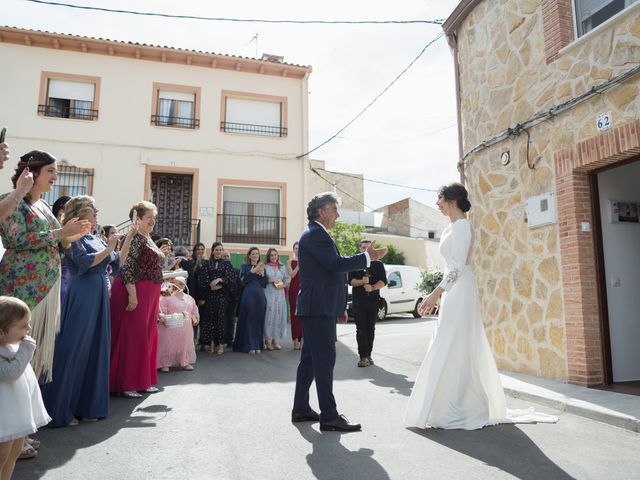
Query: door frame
144,165,199,223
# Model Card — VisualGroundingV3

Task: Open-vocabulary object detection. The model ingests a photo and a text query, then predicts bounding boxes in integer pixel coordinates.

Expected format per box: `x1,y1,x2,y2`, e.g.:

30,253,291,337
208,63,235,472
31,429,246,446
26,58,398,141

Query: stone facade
373,198,450,239
445,1,640,383
306,159,364,212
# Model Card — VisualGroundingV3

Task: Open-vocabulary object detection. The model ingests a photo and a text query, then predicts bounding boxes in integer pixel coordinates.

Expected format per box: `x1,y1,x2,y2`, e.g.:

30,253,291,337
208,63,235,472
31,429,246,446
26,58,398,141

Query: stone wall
307,159,364,212
454,1,640,380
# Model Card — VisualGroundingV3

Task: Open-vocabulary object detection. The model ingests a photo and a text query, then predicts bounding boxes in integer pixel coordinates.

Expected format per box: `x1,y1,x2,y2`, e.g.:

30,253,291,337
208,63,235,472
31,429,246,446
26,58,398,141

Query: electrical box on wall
525,192,557,228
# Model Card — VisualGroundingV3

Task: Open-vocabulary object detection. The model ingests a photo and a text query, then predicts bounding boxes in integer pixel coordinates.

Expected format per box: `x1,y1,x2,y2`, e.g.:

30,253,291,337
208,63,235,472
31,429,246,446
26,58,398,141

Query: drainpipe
447,32,465,185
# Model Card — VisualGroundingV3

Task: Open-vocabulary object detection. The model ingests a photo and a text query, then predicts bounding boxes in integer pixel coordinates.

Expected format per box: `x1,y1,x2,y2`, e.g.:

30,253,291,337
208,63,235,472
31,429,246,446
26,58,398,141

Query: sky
4,0,461,211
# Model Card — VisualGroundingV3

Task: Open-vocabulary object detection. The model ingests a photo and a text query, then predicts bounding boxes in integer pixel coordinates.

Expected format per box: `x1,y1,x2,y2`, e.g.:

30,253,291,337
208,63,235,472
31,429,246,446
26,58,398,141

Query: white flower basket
164,313,185,329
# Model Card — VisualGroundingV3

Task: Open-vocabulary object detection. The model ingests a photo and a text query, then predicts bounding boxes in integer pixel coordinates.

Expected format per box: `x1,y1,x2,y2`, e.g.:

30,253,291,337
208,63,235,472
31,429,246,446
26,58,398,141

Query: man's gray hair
307,191,341,221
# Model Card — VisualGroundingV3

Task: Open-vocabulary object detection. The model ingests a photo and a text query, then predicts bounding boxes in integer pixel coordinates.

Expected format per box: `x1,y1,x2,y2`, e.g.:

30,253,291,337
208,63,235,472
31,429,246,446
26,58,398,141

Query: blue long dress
232,264,267,353
42,235,118,427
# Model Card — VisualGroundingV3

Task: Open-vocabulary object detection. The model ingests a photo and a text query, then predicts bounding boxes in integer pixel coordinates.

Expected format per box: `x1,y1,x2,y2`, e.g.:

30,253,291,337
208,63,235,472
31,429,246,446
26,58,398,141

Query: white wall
598,160,640,381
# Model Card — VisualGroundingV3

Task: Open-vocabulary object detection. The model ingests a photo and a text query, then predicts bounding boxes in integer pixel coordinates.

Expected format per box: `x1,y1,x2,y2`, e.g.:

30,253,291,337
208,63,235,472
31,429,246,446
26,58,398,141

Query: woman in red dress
109,201,164,398
286,241,302,350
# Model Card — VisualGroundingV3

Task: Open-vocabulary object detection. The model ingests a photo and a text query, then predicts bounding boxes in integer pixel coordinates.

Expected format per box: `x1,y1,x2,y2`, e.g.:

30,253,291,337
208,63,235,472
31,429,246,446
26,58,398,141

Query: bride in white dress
404,183,557,430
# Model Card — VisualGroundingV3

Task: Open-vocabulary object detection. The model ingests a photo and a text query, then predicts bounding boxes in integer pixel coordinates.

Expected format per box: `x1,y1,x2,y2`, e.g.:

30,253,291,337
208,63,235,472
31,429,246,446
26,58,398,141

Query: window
574,0,639,36
218,185,285,244
152,90,199,129
38,73,100,121
220,91,288,137
387,272,402,289
42,165,94,205
428,231,436,239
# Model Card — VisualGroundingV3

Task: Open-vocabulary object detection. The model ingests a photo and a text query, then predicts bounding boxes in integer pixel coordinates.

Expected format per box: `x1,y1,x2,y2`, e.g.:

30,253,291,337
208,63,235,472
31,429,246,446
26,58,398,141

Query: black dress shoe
291,409,320,423
320,414,361,432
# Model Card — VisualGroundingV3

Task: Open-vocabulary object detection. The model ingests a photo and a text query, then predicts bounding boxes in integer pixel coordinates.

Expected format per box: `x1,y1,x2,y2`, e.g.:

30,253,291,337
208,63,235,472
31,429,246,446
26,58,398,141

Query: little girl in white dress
0,296,51,478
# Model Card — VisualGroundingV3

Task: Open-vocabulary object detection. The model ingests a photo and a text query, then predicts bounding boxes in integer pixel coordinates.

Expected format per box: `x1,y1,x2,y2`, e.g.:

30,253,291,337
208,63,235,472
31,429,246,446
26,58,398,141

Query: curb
504,387,640,433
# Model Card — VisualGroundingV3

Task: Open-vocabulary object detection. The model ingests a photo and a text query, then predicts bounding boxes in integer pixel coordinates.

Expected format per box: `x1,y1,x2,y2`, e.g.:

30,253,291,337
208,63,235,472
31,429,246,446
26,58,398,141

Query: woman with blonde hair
109,201,164,398
42,195,126,426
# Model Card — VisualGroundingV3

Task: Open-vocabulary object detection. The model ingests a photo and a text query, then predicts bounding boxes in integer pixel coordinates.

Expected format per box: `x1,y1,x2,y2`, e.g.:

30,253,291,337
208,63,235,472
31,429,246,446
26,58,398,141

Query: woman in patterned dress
109,201,164,398
0,151,90,382
263,248,290,351
197,242,238,355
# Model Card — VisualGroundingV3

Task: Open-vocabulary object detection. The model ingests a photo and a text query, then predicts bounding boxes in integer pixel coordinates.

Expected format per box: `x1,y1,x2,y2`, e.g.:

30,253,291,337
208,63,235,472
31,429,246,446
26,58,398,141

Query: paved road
14,316,640,479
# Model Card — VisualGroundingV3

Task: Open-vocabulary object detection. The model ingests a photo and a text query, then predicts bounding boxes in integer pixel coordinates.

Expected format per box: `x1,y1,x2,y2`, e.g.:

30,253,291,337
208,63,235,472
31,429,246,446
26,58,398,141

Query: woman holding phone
0,151,90,382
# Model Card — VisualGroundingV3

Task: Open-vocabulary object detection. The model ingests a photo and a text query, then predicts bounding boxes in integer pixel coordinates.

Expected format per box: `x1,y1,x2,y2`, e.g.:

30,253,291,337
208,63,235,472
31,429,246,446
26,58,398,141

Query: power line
461,62,640,167
297,31,445,159
24,0,445,24
311,167,435,236
314,167,439,192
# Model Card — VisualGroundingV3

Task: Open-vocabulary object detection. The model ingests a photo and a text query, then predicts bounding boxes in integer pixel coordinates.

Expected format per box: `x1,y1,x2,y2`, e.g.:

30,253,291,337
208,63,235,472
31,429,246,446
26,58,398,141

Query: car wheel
412,299,422,318
377,300,387,321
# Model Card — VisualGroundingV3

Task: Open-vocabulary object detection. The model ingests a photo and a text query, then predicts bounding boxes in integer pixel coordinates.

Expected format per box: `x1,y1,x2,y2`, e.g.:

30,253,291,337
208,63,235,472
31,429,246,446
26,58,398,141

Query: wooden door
150,172,194,246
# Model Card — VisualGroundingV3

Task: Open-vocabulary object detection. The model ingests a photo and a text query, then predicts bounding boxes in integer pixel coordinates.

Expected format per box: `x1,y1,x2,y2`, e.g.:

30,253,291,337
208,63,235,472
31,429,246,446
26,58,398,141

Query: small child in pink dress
157,275,199,372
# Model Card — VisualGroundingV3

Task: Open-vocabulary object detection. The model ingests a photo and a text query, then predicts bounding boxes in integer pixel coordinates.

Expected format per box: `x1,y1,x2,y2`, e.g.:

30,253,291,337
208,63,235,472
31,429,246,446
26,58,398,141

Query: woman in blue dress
263,248,290,351
41,195,125,426
232,247,267,354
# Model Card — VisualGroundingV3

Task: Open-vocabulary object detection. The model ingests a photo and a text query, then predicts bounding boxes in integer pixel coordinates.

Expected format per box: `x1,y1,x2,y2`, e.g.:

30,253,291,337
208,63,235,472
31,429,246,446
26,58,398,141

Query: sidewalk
500,371,640,432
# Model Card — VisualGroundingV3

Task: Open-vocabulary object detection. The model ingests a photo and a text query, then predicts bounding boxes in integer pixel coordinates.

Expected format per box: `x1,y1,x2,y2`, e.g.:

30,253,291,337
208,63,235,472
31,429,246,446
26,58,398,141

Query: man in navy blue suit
291,192,387,432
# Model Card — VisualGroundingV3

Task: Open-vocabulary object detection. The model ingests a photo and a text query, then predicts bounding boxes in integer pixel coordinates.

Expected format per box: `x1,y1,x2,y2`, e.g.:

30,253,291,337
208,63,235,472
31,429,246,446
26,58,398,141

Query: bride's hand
419,292,439,316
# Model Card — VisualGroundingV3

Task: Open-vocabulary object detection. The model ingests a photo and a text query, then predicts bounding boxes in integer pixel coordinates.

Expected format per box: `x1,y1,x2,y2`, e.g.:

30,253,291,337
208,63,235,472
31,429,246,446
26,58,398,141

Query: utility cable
311,167,437,236
460,62,640,167
297,31,445,159
313,167,439,192
24,1,445,24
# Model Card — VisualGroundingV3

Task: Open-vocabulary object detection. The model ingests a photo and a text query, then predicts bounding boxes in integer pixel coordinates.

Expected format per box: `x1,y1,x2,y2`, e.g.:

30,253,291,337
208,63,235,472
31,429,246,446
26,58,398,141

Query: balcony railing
217,214,286,245
38,104,98,121
220,121,287,137
116,217,201,248
151,115,200,129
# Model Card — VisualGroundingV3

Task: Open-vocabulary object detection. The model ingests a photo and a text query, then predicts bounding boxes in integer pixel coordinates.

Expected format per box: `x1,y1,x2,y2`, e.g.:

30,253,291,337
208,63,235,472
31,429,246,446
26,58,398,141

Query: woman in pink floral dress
157,275,199,372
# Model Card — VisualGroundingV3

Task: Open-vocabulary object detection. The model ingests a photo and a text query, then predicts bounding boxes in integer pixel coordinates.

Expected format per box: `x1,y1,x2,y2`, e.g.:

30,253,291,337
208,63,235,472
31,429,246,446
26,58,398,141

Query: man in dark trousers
291,192,387,432
348,239,387,368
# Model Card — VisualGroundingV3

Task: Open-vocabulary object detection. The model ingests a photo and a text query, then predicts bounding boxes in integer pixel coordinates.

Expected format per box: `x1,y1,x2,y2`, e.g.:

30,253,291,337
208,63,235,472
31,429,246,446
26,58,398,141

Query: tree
378,243,405,265
417,269,444,294
329,221,364,257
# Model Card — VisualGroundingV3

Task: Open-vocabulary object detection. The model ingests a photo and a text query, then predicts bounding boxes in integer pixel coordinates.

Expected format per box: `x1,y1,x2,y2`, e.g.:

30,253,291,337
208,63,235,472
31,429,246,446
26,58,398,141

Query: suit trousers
293,315,339,423
353,300,378,359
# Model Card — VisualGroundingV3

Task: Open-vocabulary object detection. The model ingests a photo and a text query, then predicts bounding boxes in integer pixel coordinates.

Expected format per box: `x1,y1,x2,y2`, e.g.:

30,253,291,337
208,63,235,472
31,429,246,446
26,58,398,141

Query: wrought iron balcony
217,214,286,245
151,115,200,129
220,121,287,137
38,104,98,121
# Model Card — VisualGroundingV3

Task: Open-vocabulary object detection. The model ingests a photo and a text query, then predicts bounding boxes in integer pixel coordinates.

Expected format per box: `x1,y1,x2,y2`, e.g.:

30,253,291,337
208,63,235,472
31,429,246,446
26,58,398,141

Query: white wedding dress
404,219,557,430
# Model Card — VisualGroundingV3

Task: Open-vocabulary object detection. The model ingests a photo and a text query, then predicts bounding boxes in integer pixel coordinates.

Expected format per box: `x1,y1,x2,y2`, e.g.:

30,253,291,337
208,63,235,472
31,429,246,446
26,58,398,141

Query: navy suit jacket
296,221,368,318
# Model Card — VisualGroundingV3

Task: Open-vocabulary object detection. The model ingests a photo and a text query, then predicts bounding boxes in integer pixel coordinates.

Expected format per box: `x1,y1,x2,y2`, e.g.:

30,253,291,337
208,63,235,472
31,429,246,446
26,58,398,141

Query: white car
347,264,424,321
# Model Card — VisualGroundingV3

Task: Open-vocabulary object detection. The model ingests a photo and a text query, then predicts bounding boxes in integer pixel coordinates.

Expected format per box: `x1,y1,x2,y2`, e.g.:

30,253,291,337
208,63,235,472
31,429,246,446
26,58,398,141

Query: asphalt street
14,316,640,480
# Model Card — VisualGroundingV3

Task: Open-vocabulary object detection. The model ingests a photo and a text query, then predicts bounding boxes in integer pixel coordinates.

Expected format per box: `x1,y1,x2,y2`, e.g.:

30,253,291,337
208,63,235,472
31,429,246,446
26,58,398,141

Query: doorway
595,158,640,392
150,172,196,246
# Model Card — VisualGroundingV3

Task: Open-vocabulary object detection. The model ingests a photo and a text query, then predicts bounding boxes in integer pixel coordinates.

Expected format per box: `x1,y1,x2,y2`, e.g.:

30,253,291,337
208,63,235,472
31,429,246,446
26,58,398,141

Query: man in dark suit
291,192,387,432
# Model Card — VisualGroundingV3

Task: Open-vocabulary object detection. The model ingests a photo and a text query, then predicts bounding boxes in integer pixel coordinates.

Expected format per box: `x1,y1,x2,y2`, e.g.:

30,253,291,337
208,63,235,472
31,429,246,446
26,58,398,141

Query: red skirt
288,284,302,340
109,277,160,393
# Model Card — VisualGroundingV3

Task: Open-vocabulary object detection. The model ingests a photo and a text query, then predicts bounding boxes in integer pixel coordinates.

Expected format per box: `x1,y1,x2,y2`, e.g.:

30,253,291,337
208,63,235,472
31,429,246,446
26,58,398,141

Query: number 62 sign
596,112,612,132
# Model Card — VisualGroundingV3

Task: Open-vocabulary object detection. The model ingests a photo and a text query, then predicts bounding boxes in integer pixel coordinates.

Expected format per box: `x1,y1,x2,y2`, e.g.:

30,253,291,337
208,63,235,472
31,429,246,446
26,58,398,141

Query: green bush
378,243,405,265
417,269,444,294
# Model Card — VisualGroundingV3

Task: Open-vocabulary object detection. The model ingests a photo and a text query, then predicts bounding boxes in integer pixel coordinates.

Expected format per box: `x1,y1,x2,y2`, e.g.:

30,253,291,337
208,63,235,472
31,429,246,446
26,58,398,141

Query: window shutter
225,98,281,127
575,0,617,19
158,90,195,102
48,79,94,101
223,186,280,205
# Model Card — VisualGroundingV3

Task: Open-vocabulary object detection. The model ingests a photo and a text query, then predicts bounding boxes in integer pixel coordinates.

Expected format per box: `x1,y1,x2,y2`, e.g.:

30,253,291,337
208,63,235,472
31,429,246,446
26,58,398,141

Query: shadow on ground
409,424,576,480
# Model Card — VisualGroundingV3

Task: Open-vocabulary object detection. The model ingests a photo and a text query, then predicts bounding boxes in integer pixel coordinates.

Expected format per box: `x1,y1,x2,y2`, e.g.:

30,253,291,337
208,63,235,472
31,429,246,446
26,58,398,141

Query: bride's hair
439,183,471,212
